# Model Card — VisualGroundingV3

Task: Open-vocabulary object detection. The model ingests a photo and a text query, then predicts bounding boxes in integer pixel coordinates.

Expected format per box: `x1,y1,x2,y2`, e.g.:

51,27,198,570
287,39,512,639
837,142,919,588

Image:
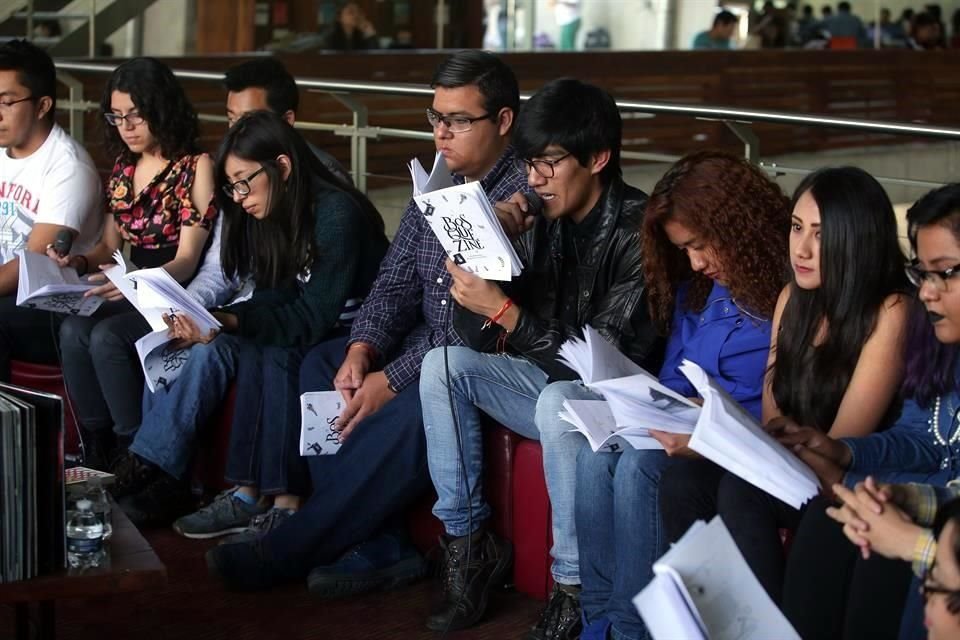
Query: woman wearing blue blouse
575,152,791,640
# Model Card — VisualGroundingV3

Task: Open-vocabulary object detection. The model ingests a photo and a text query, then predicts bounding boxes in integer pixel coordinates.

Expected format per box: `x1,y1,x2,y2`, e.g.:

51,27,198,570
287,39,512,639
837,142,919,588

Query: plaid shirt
349,147,528,391
903,479,960,575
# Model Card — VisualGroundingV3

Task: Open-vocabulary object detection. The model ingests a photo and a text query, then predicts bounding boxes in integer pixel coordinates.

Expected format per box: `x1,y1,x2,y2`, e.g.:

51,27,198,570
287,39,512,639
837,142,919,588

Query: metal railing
54,60,960,193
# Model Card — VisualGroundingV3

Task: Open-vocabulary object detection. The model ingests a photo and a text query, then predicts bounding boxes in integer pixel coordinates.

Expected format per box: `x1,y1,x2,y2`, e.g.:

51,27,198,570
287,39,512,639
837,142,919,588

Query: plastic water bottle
66,499,104,569
85,477,112,541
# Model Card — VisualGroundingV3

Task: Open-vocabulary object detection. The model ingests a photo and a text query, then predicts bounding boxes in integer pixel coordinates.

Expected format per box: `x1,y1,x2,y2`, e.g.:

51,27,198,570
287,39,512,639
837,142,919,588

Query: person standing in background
550,0,582,51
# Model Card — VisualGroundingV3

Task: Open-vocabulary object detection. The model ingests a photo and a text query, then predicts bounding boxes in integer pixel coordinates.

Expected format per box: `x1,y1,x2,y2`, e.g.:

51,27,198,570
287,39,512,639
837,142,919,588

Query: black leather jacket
454,176,661,380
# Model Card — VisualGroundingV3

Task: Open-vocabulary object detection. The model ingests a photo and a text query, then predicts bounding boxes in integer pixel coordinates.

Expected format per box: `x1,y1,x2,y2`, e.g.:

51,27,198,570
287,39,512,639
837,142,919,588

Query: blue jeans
224,340,311,496
420,347,547,534
256,334,432,579
534,380,597,585
577,447,678,640
129,334,241,480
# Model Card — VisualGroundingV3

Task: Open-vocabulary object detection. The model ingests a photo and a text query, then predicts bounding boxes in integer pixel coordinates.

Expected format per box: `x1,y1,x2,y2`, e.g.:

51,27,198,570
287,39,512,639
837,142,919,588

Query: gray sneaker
219,506,296,545
172,489,268,539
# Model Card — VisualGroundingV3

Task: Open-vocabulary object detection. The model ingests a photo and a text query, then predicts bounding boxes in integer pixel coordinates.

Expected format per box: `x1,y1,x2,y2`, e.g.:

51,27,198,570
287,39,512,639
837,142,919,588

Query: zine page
299,391,345,456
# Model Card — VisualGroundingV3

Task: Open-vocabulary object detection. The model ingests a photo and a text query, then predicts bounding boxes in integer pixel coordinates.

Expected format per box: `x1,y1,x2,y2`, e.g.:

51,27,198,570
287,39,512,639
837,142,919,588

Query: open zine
634,516,800,640
679,360,820,509
16,249,104,316
299,391,344,456
556,326,700,451
104,251,221,392
409,153,522,281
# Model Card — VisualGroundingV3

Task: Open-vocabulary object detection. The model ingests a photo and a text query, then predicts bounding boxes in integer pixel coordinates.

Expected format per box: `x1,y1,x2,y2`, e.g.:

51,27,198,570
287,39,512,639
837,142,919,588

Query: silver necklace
929,395,960,469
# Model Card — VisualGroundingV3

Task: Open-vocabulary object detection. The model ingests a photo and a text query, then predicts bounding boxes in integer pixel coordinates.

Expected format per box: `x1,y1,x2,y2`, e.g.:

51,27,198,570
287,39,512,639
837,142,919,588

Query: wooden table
0,507,167,640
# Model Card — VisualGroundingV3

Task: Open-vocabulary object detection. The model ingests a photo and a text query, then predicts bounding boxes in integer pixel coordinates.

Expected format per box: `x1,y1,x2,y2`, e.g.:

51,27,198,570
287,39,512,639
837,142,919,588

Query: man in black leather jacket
419,78,661,638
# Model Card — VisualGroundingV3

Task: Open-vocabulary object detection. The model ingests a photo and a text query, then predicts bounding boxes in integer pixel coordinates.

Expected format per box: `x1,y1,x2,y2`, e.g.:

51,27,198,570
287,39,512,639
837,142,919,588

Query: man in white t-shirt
0,40,101,379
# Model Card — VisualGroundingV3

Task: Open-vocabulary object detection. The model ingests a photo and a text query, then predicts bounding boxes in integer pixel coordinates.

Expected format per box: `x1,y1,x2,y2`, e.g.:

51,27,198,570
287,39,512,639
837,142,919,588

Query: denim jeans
224,340,311,496
534,380,597,585
576,446,679,640
420,346,548,537
59,302,151,437
256,334,432,580
129,334,241,479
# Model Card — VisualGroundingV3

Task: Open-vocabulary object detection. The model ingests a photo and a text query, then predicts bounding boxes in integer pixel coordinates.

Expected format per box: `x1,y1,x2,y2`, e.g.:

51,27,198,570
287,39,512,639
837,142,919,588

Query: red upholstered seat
10,361,80,457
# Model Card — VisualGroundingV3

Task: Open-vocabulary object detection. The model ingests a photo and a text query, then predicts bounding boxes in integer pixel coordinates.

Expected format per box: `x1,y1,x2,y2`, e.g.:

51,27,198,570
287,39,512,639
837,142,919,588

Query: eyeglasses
426,108,492,133
515,153,572,179
920,563,960,612
0,95,34,111
103,112,145,127
906,261,960,293
221,166,266,198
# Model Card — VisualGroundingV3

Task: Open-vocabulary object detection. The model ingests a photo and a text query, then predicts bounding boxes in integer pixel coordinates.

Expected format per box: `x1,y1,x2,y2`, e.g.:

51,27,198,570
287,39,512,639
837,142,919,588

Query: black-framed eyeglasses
919,563,960,611
221,166,266,198
103,112,146,127
426,108,492,133
515,153,572,179
905,260,960,293
0,95,34,111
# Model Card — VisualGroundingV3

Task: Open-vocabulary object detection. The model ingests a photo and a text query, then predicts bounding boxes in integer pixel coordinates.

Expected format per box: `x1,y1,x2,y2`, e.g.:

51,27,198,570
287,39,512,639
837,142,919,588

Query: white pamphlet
634,516,800,640
15,249,103,316
680,360,820,509
300,391,344,456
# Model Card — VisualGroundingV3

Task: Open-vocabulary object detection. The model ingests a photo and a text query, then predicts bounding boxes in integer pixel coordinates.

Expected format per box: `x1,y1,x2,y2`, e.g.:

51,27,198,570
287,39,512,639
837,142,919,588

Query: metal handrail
53,60,960,193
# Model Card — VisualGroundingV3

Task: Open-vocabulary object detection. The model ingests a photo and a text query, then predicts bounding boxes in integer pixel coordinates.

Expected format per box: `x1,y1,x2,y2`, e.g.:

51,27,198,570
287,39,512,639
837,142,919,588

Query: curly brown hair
642,150,791,334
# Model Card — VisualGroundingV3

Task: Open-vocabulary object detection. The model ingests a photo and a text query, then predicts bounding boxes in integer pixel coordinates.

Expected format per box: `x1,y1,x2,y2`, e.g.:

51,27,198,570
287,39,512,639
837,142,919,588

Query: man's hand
493,192,536,237
648,430,699,458
334,343,374,404
767,417,852,468
164,313,219,349
447,259,508,318
336,370,395,442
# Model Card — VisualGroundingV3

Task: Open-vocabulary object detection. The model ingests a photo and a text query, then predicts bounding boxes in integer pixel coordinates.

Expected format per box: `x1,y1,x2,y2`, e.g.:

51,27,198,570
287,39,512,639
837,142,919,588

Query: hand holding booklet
634,516,800,640
103,250,221,392
16,249,104,316
679,360,820,509
410,152,523,281
556,326,699,452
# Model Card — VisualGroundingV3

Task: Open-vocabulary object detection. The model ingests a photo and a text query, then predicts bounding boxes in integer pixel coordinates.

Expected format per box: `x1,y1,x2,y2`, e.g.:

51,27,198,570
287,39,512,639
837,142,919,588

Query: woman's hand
767,417,852,468
213,311,239,333
84,268,125,301
164,313,219,349
648,430,700,458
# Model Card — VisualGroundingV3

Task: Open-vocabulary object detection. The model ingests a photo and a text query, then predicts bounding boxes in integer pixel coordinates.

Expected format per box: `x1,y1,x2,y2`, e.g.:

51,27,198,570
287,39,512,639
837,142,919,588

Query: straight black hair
513,77,621,183
223,58,299,115
714,10,739,26
430,50,519,122
101,57,199,162
0,39,56,121
215,111,383,289
771,167,909,430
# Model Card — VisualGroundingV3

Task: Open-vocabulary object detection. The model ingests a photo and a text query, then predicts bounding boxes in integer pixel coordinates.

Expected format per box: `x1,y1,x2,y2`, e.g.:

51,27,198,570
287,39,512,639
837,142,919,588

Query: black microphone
52,229,73,258
524,191,544,217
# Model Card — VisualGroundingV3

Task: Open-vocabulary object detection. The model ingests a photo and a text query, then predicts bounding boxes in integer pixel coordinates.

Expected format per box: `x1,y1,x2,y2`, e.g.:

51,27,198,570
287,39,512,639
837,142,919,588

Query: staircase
0,0,158,57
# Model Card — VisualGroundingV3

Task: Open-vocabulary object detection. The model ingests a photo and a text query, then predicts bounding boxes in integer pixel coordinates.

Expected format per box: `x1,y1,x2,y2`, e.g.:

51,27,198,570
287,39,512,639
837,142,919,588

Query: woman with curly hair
576,150,791,640
57,57,217,467
658,167,911,607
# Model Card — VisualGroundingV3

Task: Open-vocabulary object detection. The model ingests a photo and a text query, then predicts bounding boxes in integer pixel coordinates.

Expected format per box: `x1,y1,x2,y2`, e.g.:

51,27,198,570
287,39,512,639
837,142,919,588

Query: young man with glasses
417,77,660,636
204,50,530,597
0,39,101,380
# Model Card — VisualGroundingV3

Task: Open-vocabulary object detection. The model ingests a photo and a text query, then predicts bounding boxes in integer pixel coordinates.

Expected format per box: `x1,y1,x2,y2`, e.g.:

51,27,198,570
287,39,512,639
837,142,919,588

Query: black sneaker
307,529,426,598
110,449,162,499
526,583,583,640
118,473,194,528
425,529,513,632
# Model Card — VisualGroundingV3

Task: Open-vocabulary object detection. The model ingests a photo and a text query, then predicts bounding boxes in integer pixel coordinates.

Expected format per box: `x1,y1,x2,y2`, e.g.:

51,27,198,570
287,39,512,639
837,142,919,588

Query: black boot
425,529,513,632
526,583,583,640
110,449,162,498
79,428,115,472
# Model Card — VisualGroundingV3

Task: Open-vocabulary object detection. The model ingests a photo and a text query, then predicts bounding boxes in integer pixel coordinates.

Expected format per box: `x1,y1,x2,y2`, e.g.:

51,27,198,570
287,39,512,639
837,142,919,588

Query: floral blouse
107,153,216,250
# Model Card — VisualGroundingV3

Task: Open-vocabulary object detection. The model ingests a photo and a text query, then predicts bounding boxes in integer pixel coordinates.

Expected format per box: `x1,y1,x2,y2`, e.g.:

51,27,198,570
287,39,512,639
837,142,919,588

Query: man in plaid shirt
206,50,529,592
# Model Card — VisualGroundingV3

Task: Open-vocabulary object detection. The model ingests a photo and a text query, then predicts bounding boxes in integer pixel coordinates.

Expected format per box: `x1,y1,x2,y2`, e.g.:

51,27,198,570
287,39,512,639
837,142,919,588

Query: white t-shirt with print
0,124,102,267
